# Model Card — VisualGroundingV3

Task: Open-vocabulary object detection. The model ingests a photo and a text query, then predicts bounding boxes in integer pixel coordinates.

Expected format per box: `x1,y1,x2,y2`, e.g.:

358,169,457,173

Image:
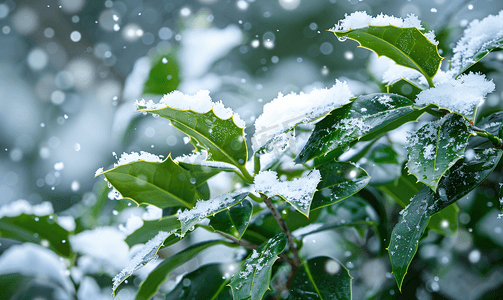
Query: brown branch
261,195,302,297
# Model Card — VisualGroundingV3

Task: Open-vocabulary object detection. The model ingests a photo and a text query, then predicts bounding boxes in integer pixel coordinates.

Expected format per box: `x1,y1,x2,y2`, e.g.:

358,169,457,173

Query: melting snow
112,230,172,294
330,11,438,45
135,90,245,128
450,10,503,75
253,80,353,151
254,170,321,212
415,72,495,117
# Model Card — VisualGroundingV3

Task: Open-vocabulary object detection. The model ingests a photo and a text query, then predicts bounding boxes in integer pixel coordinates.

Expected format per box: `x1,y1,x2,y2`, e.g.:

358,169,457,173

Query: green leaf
331,25,442,86
113,230,176,297
136,240,233,300
209,199,253,240
0,214,71,257
361,143,405,185
99,156,198,209
453,37,503,78
125,215,181,247
406,113,472,191
136,105,248,171
470,112,503,148
289,256,352,300
165,263,233,300
311,161,370,210
178,160,236,188
389,147,502,290
143,51,180,95
229,233,288,300
178,192,249,235
296,93,425,164
386,78,424,101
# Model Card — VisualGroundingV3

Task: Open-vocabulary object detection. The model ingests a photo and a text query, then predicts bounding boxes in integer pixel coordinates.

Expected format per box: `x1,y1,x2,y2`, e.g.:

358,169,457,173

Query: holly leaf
135,240,234,300
0,214,71,257
98,156,199,209
289,256,352,300
143,51,180,95
389,147,502,290
177,192,249,236
311,161,370,210
209,199,253,240
136,103,248,171
453,36,503,78
386,78,424,101
125,215,180,247
406,113,472,191
229,233,288,300
297,93,425,164
165,263,234,300
331,25,442,85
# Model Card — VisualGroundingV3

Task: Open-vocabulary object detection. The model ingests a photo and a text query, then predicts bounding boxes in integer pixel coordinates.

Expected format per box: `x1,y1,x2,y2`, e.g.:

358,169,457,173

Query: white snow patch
119,215,144,235
330,11,438,45
180,25,243,80
415,72,495,117
136,90,245,128
253,80,353,151
0,199,53,218
70,227,129,271
58,215,76,232
0,243,75,293
177,191,244,231
112,230,171,293
175,150,238,169
142,205,163,221
254,170,321,212
450,10,503,75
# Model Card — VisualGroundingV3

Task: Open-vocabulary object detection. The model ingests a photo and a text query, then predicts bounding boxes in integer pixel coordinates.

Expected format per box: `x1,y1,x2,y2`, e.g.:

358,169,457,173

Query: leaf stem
426,76,435,88
237,165,255,184
247,193,264,203
471,126,503,148
254,153,261,175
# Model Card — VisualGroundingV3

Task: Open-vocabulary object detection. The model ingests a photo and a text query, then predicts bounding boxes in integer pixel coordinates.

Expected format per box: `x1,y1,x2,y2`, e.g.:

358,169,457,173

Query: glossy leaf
165,263,234,300
136,105,248,169
454,37,503,78
178,160,236,188
389,147,502,290
125,215,180,247
178,192,249,235
289,256,352,300
331,25,442,84
143,51,180,95
136,240,233,300
209,199,253,240
99,156,198,209
296,93,425,164
406,113,472,191
386,78,424,101
113,231,175,297
0,214,71,257
229,233,288,300
311,161,370,210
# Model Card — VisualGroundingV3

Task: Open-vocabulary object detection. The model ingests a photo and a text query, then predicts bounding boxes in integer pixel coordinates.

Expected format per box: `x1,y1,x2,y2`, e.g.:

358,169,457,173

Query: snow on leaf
405,114,472,191
254,170,321,217
112,230,174,297
415,72,495,121
450,10,503,76
177,192,249,235
229,233,287,300
252,80,353,153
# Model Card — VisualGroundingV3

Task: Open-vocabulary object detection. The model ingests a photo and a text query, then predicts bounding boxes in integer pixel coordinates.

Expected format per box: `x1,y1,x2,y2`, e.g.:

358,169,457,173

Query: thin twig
261,194,302,297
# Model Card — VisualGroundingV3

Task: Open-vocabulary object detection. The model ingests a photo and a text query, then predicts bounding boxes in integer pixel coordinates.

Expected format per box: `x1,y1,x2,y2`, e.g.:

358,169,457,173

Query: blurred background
1,0,503,299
